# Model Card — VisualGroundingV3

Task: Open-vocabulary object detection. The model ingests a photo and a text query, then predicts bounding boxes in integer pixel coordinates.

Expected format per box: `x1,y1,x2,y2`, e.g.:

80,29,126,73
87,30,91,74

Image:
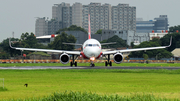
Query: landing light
90,57,95,61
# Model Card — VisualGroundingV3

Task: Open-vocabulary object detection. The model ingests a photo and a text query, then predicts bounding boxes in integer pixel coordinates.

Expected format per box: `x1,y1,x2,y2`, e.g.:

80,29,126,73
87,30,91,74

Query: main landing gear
70,55,78,67
104,54,112,66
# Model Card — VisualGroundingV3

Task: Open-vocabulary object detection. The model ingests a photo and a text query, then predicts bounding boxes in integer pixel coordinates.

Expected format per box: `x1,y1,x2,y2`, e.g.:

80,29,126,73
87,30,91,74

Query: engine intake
60,53,70,64
113,53,123,64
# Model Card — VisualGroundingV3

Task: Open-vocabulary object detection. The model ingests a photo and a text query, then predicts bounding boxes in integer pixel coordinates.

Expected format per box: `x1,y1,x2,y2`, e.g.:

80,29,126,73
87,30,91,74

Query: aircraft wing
102,36,172,55
9,38,81,55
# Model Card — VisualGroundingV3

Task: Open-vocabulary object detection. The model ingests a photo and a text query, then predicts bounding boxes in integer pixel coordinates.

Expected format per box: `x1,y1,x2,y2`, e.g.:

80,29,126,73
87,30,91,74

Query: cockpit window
89,44,92,46
93,44,99,46
85,44,99,47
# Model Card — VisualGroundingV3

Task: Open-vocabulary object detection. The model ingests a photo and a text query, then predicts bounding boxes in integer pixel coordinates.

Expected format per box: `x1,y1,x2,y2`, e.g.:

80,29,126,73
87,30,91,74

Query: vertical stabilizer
88,14,91,39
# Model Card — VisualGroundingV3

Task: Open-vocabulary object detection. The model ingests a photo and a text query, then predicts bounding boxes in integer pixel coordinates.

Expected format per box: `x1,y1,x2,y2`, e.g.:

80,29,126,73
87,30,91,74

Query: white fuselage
82,39,101,58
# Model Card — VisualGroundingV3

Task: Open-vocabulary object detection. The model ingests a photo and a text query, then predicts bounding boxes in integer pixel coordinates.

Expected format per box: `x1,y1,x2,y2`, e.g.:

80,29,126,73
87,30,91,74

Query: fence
0,59,179,63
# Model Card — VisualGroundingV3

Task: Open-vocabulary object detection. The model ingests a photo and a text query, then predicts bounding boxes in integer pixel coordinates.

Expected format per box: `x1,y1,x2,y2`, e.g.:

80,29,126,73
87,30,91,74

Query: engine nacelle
113,53,123,64
60,53,70,64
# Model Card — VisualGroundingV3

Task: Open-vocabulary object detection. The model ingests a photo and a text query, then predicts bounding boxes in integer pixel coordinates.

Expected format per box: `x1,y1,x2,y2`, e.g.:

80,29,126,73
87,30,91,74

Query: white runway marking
0,66,85,70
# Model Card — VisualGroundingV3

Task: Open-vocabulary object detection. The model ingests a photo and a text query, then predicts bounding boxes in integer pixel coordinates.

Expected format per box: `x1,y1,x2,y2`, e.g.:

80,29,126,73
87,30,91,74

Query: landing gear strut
70,55,78,67
104,54,112,66
90,61,95,67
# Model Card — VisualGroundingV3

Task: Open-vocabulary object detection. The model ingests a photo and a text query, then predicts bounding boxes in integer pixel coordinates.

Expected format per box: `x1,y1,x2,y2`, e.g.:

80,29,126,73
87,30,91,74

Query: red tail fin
88,14,91,39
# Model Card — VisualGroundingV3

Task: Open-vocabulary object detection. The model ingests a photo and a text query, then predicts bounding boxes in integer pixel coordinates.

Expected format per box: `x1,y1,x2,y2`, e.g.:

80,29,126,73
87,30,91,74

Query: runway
0,66,180,70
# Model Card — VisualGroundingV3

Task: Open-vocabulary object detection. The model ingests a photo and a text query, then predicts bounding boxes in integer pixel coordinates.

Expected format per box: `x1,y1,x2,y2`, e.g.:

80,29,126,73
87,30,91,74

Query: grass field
0,62,180,67
0,69,180,100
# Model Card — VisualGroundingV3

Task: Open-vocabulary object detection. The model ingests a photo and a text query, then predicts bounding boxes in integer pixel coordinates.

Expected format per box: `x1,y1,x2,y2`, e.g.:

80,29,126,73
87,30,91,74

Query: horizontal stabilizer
62,43,82,46
101,42,116,45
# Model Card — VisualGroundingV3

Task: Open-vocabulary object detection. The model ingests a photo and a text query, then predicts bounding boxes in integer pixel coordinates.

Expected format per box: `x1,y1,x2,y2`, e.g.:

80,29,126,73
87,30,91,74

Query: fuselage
82,39,102,59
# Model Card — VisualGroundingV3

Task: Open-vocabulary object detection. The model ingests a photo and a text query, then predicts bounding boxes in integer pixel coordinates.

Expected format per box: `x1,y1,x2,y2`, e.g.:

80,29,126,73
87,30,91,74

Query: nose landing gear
90,60,95,67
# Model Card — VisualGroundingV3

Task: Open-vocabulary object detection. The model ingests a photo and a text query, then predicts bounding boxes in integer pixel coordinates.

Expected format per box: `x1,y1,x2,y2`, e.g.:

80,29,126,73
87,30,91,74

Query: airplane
9,14,172,67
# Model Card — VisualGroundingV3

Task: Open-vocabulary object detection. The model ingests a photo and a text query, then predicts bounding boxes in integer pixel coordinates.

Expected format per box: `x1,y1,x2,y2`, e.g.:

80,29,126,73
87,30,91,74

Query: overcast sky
0,0,179,42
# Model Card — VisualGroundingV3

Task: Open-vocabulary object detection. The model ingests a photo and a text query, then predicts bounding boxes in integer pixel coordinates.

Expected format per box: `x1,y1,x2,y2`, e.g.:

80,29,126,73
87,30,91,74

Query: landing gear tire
70,62,73,67
105,61,108,66
74,62,77,67
109,61,112,66
90,63,95,67
105,61,112,66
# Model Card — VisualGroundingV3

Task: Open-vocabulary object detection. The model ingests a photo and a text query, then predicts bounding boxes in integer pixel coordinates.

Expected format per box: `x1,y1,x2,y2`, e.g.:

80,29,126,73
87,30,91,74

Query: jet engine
60,53,70,64
113,53,123,64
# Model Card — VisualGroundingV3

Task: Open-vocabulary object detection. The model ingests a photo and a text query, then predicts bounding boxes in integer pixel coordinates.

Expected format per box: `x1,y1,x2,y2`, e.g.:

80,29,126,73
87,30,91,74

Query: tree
143,54,149,60
101,35,128,48
0,38,21,57
48,32,76,50
130,42,135,48
169,25,180,33
95,29,102,34
20,32,37,48
56,25,88,34
0,32,48,58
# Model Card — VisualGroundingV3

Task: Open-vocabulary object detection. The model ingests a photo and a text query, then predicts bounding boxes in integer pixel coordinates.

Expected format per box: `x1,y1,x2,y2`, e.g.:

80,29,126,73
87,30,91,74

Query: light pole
156,53,161,60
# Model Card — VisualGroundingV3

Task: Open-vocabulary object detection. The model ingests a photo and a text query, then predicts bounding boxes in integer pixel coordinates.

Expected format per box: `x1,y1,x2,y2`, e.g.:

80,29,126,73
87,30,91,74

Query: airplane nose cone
86,48,100,58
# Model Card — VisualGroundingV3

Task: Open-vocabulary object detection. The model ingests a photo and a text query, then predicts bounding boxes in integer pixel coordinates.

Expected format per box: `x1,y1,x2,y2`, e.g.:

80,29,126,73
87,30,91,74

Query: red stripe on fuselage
80,51,88,59
96,52,102,59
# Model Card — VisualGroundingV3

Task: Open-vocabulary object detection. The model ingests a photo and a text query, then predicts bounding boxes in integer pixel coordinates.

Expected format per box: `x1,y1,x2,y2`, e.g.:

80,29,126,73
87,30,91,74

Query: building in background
136,15,169,33
35,17,62,37
35,2,136,36
35,17,48,36
149,32,168,40
82,3,112,34
154,15,169,33
102,30,135,46
111,4,136,31
136,18,155,33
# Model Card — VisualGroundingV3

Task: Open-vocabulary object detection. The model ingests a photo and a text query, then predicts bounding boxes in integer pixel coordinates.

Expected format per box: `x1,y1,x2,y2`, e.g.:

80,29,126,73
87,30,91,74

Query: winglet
9,38,13,48
88,14,91,39
168,36,172,47
9,38,17,49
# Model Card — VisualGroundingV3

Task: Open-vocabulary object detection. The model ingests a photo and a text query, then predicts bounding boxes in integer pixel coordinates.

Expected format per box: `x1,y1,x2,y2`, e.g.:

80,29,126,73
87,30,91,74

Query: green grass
12,91,180,101
0,87,7,91
0,69,180,100
0,62,180,67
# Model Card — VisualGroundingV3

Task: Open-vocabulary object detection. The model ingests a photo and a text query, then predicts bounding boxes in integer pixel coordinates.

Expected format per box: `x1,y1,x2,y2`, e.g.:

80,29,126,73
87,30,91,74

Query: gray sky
0,0,179,42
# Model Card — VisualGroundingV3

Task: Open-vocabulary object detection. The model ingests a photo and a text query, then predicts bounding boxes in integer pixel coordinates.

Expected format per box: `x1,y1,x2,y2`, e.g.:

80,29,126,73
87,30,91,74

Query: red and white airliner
9,14,172,67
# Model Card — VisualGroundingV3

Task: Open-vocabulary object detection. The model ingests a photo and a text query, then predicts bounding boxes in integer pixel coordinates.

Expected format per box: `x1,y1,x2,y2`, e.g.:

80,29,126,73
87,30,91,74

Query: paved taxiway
0,66,180,70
